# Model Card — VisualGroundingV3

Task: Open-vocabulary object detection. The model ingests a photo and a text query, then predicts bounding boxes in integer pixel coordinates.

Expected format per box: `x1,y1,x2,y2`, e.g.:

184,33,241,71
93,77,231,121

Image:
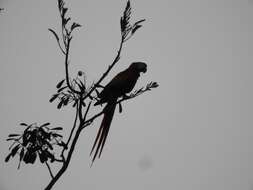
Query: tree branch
82,37,124,100
45,107,83,190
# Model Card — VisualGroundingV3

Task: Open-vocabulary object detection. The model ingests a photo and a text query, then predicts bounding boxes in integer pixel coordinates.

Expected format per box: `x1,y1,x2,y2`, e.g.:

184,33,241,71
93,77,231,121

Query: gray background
1,0,253,190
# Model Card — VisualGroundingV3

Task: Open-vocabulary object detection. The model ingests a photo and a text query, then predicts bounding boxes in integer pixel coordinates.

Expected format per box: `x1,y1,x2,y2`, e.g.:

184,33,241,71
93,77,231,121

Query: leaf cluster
50,72,91,109
5,123,64,168
120,0,145,42
49,0,81,55
127,81,159,99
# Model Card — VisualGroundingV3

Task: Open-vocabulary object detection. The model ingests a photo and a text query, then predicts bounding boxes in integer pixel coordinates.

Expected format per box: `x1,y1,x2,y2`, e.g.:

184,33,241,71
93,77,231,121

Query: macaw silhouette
90,62,147,163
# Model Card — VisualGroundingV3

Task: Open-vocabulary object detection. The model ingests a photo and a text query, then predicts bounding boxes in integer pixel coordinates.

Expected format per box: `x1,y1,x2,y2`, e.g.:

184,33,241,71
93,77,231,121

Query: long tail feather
90,100,117,164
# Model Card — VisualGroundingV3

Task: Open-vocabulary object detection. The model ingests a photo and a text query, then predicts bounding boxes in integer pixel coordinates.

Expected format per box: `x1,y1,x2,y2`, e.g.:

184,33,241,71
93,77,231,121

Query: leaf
5,152,12,162
56,79,65,88
51,127,63,130
131,25,142,35
39,151,48,163
46,141,53,150
40,122,50,128
45,150,55,162
48,28,60,42
49,94,59,103
11,144,20,157
72,101,77,107
23,151,37,164
151,82,159,88
119,102,123,113
71,22,81,31
134,19,145,26
8,134,20,137
62,7,68,18
6,138,18,141
58,0,64,11
63,97,69,105
63,18,69,26
65,17,71,24
20,123,28,126
57,86,67,93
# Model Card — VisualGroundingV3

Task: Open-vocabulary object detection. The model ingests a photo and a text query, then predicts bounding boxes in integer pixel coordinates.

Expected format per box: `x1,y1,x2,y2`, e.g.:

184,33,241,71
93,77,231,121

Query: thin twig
64,38,80,94
46,162,54,179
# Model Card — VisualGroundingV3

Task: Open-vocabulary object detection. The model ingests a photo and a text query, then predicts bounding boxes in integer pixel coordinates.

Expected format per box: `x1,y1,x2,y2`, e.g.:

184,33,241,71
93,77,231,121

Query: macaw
90,62,147,163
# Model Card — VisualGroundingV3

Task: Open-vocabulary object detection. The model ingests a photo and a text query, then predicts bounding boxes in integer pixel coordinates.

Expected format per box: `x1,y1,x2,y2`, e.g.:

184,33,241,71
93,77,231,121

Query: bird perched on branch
90,62,147,163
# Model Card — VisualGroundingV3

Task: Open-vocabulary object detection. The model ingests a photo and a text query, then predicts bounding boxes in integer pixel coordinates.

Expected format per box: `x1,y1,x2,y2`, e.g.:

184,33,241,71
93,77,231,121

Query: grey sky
1,0,253,190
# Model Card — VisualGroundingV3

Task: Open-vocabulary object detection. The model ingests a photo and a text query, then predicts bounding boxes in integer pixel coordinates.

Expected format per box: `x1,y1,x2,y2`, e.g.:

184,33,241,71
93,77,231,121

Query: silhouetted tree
5,1,158,189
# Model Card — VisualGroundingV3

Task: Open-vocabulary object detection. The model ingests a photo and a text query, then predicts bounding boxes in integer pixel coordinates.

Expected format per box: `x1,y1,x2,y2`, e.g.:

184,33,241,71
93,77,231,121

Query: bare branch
45,162,54,179
66,103,79,146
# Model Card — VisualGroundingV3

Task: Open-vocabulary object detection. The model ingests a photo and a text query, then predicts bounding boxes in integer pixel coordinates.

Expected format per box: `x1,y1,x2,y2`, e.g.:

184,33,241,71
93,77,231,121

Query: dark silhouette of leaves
120,0,131,35
39,151,48,163
71,22,81,31
6,122,64,167
131,19,145,35
23,151,37,164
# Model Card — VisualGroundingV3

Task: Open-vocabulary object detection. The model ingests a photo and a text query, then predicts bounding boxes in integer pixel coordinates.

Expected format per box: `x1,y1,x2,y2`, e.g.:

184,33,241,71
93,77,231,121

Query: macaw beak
138,62,147,73
142,66,147,73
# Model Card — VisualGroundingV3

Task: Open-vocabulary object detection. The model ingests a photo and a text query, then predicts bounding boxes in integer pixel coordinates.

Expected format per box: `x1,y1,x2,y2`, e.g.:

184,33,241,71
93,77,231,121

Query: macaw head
129,62,147,73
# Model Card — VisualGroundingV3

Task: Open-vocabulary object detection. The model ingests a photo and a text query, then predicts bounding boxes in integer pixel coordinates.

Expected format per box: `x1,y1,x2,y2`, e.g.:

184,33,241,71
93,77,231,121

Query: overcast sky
1,0,253,190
